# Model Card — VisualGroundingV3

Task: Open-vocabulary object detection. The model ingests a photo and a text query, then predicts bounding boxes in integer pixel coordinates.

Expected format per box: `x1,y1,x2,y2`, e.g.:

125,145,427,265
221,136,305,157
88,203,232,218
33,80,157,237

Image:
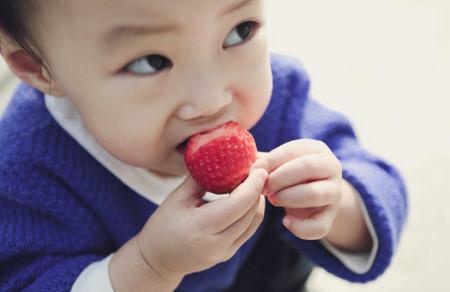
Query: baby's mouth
176,139,189,155
176,121,233,156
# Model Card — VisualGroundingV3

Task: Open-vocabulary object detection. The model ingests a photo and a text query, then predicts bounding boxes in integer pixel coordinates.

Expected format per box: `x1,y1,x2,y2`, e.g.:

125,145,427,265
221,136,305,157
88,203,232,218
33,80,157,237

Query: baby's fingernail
252,157,270,172
262,184,270,195
266,193,276,204
250,159,263,172
282,216,291,229
249,167,266,183
248,169,267,193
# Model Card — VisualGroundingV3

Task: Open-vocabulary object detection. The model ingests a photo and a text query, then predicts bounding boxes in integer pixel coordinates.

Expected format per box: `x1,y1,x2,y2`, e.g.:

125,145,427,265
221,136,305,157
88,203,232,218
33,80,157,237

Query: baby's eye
125,54,172,75
223,21,259,49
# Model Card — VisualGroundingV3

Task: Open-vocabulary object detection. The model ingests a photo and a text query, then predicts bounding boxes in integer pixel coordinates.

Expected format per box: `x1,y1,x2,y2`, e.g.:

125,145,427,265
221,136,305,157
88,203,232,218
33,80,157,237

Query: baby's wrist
134,235,186,284
109,236,183,292
325,179,372,252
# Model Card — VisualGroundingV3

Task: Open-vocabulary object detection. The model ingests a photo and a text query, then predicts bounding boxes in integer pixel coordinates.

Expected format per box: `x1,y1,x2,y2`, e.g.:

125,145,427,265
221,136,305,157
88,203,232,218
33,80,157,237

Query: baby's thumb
250,152,270,173
168,175,206,206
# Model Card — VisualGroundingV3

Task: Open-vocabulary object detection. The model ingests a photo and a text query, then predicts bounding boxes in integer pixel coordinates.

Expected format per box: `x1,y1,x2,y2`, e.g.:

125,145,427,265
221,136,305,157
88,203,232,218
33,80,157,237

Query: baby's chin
146,156,189,178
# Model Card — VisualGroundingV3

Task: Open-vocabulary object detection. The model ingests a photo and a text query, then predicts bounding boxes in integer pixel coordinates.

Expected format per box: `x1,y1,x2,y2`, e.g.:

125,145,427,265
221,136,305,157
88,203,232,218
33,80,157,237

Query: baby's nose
176,91,232,121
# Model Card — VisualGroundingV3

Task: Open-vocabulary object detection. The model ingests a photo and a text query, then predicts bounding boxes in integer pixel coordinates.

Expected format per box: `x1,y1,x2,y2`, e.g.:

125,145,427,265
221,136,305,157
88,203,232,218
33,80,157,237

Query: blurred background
1,0,450,291
267,1,450,291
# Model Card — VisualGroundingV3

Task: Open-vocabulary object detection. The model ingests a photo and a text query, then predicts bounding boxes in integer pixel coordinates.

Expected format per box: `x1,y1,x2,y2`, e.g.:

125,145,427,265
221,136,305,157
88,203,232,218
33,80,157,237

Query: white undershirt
43,95,378,292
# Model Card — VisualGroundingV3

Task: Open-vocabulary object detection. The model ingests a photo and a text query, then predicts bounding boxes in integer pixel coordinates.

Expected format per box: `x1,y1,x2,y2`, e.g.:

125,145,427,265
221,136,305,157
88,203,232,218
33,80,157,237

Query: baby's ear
0,36,64,96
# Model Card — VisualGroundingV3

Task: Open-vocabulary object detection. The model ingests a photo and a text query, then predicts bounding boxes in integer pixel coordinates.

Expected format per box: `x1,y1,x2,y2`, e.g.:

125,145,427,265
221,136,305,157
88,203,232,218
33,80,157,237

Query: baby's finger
216,194,263,242
197,168,268,233
264,139,326,172
266,153,330,194
165,175,206,207
283,206,337,240
268,180,341,209
256,151,268,160
230,195,266,251
250,154,270,173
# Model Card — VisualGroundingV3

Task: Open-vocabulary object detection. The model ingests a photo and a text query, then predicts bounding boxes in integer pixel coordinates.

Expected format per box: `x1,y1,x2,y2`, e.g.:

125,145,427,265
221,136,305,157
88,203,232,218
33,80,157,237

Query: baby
0,0,408,291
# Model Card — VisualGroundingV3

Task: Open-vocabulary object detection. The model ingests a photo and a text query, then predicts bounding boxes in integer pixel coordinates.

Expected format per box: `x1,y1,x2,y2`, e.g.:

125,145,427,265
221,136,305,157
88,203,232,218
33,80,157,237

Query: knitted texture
0,54,408,291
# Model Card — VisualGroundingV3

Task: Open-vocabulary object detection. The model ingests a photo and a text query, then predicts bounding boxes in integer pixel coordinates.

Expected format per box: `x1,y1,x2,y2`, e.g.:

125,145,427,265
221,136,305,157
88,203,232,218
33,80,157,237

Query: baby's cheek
246,64,273,126
90,124,156,167
241,85,272,130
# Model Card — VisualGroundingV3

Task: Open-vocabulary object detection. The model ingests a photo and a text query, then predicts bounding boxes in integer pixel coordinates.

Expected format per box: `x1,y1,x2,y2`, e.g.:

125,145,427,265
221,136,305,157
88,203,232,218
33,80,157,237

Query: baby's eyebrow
222,0,256,15
101,23,179,48
100,0,256,48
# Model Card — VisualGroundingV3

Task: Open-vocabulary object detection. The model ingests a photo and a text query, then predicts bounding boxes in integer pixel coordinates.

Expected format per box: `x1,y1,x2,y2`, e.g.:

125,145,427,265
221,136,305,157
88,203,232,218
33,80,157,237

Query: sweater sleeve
280,95,408,282
0,166,114,291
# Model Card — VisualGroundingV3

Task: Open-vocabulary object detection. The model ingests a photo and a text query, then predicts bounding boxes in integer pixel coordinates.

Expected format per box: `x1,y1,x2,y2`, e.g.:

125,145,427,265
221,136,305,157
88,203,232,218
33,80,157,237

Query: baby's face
35,0,272,176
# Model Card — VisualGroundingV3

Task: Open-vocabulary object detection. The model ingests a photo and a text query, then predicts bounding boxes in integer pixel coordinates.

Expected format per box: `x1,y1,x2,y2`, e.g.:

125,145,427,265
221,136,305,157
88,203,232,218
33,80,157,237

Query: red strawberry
184,121,257,194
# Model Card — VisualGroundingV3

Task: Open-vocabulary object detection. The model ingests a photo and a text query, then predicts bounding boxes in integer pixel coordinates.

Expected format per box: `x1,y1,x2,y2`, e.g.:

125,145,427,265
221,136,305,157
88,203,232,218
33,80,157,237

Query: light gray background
1,1,449,291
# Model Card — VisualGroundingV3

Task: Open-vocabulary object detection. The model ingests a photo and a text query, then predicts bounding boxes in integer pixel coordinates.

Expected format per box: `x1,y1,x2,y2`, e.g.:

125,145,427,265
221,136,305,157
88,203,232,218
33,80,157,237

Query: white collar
44,94,221,205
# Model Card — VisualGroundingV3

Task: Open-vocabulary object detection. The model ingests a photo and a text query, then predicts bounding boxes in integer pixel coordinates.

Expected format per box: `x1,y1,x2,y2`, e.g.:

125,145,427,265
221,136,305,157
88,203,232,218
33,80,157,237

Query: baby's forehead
49,0,254,42
50,0,253,19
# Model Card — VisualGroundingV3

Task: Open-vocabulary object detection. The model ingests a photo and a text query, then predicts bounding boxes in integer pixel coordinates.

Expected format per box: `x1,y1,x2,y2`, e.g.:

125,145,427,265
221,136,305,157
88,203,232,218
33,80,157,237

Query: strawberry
184,121,257,194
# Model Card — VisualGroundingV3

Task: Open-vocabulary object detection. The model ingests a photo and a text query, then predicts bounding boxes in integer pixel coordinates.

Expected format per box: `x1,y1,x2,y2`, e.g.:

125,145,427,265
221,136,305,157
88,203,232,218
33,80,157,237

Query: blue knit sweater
0,55,407,291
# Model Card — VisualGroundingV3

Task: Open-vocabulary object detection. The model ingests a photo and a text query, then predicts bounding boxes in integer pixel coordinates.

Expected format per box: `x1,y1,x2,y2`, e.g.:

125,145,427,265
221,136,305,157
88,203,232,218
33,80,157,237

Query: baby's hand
255,139,343,240
137,168,267,280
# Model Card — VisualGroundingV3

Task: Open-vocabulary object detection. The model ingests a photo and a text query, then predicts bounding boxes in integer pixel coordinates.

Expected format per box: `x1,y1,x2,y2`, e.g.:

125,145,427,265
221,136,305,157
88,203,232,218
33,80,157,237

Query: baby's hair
0,1,43,64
